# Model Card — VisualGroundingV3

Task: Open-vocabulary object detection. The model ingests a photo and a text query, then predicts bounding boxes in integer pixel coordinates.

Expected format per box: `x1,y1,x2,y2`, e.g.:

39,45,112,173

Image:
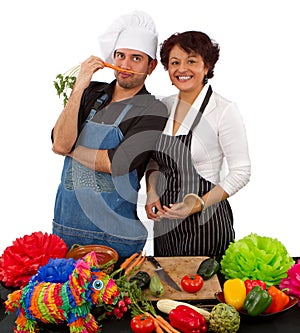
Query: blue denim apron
53,100,147,257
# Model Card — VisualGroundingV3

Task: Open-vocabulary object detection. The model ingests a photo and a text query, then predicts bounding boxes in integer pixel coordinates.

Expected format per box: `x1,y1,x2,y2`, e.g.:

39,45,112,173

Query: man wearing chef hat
51,11,168,257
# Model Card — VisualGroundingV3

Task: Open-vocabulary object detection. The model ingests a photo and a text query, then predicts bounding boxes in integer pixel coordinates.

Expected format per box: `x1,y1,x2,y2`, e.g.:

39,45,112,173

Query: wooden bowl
66,244,118,274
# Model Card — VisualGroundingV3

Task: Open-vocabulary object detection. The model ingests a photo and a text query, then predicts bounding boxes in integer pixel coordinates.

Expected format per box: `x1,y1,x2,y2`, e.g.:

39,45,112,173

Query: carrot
155,315,181,333
134,253,147,269
154,319,165,332
124,252,146,275
120,252,139,270
154,320,164,333
150,317,165,333
155,321,175,333
103,62,144,75
145,313,165,333
123,251,143,274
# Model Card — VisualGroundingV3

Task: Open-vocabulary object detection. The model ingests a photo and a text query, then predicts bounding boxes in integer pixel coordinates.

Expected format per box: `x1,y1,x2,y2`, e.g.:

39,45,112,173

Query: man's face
113,48,157,89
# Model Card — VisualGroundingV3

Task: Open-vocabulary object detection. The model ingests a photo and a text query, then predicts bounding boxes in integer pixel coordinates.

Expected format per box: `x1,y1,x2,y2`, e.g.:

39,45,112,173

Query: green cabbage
220,233,294,286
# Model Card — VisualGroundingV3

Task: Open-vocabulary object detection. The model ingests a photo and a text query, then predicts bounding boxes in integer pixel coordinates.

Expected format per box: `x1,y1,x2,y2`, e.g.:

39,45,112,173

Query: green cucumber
149,273,164,297
196,257,220,280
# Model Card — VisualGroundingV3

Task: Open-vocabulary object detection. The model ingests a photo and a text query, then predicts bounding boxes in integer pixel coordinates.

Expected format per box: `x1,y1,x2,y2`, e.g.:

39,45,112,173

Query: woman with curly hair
145,31,251,259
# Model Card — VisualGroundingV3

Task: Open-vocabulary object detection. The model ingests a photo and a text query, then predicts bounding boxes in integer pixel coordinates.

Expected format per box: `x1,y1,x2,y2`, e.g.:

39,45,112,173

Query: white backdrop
1,0,299,256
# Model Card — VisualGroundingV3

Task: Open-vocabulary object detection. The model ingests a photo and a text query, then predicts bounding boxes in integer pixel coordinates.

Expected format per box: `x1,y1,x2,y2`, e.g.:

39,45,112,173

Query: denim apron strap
85,96,132,127
78,102,132,150
85,93,109,122
113,104,132,126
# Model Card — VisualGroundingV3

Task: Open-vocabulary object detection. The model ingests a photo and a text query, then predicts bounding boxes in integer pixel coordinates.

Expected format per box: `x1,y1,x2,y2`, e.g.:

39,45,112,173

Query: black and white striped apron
153,86,234,257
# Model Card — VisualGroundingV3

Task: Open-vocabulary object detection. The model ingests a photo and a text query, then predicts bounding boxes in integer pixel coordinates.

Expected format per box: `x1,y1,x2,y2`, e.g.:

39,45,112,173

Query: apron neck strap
93,93,109,110
114,104,132,126
86,93,109,122
190,85,213,132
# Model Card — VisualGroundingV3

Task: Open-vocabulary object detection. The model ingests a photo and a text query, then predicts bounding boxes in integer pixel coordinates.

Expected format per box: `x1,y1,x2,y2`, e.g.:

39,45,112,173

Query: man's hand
74,56,106,92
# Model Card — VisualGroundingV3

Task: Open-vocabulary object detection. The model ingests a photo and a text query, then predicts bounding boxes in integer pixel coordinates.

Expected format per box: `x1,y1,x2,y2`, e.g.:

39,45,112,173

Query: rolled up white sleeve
218,103,251,196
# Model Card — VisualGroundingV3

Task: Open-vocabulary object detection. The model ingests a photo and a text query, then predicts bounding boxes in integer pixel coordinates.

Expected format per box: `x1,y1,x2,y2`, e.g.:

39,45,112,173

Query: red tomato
130,314,155,333
181,274,204,293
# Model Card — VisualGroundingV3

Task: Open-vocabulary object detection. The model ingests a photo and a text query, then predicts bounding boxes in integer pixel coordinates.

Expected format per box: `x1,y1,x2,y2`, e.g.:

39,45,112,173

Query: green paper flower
220,233,294,286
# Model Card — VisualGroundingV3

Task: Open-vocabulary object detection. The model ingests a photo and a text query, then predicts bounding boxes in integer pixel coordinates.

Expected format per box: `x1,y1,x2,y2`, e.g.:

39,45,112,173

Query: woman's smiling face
168,44,208,93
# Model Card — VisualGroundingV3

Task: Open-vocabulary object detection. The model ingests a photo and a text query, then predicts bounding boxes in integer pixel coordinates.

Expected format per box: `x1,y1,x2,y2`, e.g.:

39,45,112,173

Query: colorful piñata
5,251,120,333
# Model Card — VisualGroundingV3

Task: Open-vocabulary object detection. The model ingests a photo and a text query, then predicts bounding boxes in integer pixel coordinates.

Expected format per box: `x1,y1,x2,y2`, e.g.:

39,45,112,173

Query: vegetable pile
2,231,296,332
220,233,294,286
223,278,291,316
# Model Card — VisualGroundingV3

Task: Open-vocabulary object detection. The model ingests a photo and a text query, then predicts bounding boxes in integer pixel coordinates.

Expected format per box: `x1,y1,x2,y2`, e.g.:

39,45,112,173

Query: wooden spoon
182,193,202,214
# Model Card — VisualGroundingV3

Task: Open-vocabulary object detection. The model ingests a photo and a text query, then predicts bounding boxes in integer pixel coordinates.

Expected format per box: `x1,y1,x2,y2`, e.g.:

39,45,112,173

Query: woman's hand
145,192,164,221
146,195,199,221
158,201,194,220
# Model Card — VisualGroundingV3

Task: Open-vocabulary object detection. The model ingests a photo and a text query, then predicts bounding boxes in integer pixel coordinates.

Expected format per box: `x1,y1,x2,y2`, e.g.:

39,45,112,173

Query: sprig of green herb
94,270,157,321
117,272,157,317
53,65,80,106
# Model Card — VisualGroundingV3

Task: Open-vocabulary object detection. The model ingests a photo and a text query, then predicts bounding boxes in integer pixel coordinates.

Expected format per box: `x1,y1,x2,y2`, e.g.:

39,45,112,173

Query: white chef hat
98,11,158,64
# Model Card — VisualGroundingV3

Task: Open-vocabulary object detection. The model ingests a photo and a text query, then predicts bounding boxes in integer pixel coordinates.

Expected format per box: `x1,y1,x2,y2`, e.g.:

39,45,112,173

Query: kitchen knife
147,256,181,291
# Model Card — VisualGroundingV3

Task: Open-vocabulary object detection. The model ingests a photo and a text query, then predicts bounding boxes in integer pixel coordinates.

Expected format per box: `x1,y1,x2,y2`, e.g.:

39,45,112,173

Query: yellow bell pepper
223,278,247,310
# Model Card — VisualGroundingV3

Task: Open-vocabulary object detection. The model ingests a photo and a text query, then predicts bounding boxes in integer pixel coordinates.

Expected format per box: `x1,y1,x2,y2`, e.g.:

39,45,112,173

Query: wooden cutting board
139,256,222,300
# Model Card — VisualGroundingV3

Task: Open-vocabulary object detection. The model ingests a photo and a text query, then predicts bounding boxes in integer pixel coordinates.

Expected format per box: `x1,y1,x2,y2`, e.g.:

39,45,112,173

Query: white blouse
160,84,251,196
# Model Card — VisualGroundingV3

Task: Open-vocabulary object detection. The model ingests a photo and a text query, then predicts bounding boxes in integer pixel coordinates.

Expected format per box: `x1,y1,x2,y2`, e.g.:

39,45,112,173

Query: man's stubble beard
117,73,148,90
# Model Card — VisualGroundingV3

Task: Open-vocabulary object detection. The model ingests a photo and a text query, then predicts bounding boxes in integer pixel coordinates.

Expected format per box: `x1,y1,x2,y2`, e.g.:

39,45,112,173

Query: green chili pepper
243,286,272,316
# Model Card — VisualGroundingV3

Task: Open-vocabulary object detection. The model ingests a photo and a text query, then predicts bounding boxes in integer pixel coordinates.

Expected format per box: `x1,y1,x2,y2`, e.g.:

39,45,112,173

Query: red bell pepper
264,286,290,313
169,305,208,333
244,279,267,295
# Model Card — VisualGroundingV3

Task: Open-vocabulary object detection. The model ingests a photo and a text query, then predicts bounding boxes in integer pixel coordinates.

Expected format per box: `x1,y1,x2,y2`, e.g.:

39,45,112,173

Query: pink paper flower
279,259,300,305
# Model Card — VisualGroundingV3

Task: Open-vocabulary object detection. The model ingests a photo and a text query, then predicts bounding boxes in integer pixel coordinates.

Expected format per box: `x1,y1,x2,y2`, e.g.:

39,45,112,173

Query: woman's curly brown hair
160,31,220,79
